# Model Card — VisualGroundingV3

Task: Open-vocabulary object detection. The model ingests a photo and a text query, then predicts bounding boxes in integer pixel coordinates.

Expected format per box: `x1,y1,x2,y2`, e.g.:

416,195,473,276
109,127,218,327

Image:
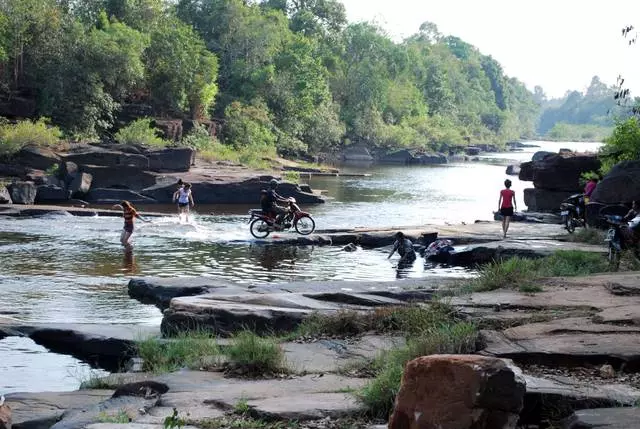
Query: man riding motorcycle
261,179,289,225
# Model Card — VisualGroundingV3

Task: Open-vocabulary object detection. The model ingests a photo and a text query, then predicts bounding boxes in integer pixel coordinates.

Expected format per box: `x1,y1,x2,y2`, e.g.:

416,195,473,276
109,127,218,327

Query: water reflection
123,249,138,275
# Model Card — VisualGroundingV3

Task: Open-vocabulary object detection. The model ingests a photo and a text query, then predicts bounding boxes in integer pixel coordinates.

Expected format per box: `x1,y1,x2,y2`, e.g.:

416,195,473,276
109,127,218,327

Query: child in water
173,182,195,223
111,200,150,248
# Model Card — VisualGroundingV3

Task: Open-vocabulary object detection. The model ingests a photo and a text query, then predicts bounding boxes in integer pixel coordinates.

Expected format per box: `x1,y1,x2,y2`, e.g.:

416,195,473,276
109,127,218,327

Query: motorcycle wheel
250,218,271,239
565,214,576,233
608,244,621,271
294,215,315,235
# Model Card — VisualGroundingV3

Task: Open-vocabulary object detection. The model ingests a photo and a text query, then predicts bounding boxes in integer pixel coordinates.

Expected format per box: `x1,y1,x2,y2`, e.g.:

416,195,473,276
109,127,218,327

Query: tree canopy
0,0,543,155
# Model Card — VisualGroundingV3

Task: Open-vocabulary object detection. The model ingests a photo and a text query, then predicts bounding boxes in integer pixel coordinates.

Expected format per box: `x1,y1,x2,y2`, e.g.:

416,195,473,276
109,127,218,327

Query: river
0,140,602,394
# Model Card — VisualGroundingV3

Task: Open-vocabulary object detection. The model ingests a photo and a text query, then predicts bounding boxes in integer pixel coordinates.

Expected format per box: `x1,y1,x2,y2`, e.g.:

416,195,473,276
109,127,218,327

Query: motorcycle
560,193,586,233
248,198,316,238
603,214,640,269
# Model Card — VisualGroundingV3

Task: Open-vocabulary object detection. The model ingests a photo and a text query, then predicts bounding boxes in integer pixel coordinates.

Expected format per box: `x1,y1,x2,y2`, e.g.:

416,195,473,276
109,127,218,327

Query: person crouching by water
111,200,150,248
388,232,417,268
173,182,195,223
498,179,517,239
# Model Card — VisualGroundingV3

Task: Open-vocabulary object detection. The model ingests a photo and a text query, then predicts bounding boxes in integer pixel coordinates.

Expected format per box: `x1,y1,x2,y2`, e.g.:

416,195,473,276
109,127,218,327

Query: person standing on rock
498,179,516,239
112,200,150,248
173,182,195,223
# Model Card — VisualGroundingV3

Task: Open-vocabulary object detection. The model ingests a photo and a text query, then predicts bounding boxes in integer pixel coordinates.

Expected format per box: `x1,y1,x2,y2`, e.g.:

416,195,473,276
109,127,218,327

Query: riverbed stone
0,186,11,204
14,145,61,171
35,184,70,203
80,165,158,191
51,395,159,429
389,355,525,429
127,277,240,309
5,390,113,429
69,172,92,196
0,405,10,429
564,407,640,429
65,149,149,169
7,181,36,204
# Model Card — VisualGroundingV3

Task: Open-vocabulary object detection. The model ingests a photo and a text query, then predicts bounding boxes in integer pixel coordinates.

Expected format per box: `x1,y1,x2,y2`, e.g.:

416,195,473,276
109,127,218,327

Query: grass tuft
136,331,220,374
97,410,130,423
226,331,286,376
561,228,606,245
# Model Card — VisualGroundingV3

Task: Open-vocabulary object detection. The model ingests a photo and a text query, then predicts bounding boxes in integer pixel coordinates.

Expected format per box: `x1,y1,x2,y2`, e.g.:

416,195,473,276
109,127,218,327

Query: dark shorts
500,207,514,217
178,202,189,208
123,224,134,233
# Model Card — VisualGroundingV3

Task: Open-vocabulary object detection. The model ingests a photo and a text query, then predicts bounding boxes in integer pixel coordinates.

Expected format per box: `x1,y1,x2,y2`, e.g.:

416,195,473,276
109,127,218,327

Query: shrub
226,331,286,376
182,123,216,151
0,118,62,155
115,118,168,148
136,331,220,373
281,171,301,183
200,142,277,170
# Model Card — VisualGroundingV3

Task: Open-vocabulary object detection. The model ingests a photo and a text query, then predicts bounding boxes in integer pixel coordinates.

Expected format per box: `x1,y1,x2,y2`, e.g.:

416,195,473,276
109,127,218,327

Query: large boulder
86,188,157,205
147,147,193,172
519,154,601,192
59,161,79,185
591,160,640,204
65,149,149,169
389,355,525,429
0,163,28,178
7,181,36,204
0,185,12,204
153,118,183,142
417,153,447,164
531,150,555,162
35,185,70,203
524,188,577,212
13,146,60,171
69,172,92,196
379,149,416,164
142,177,325,204
80,165,157,190
505,164,520,176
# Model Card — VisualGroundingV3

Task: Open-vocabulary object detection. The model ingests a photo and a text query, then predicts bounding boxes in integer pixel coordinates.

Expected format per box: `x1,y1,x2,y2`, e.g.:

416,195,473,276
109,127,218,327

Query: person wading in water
498,179,517,239
111,200,150,248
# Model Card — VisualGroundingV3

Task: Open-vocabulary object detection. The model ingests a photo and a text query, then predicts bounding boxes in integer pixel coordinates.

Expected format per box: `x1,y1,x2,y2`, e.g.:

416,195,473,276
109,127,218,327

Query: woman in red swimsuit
498,179,517,238
112,200,150,248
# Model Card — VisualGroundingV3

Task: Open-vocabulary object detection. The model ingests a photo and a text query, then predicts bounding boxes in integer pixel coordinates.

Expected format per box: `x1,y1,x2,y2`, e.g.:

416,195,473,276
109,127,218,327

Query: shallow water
0,140,601,393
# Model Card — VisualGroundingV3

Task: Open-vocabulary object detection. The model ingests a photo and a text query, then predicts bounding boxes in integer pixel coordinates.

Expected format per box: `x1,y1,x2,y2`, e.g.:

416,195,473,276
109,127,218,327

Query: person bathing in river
261,179,289,225
111,200,150,248
388,232,417,267
173,182,195,222
498,179,517,239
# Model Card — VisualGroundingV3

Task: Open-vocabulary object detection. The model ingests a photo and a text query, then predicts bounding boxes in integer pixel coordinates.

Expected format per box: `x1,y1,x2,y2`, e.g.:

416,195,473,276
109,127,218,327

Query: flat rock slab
128,277,243,309
6,390,113,429
247,392,361,420
51,396,159,429
0,322,160,370
594,305,640,324
0,204,166,218
565,407,640,429
284,335,406,373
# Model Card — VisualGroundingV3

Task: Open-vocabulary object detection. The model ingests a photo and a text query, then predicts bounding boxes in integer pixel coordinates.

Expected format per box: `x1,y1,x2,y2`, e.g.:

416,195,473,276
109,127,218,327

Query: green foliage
599,117,640,174
281,170,300,183
226,331,286,376
546,122,612,142
471,251,610,293
164,408,187,429
136,331,220,373
0,118,62,155
182,123,216,151
115,118,168,147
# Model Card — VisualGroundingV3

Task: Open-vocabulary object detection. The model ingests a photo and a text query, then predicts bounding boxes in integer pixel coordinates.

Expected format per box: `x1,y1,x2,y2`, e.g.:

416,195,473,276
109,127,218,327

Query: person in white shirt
173,182,195,222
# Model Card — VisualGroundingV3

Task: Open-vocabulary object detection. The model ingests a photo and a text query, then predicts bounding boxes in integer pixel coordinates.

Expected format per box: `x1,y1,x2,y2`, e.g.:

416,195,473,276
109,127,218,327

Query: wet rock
143,177,324,205
80,165,158,190
0,404,10,429
592,160,640,204
342,243,357,252
378,149,446,165
69,172,92,196
0,186,11,204
519,154,600,192
86,188,157,204
604,279,640,296
35,184,70,203
14,145,61,171
389,355,525,429
564,407,640,429
343,146,373,162
531,151,555,162
524,188,576,212
112,381,169,399
65,149,149,169
147,147,193,172
505,164,520,176
5,390,113,429
127,277,237,309
7,181,36,204
599,364,615,379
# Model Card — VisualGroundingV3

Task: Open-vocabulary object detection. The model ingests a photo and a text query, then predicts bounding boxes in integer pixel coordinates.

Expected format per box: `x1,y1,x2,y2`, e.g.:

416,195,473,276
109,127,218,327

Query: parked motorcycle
560,194,586,233
248,198,316,238
603,214,640,269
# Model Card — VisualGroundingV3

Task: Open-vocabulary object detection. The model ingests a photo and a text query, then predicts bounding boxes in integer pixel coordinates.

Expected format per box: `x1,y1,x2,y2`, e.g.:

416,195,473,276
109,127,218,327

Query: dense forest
0,0,543,159
535,76,626,141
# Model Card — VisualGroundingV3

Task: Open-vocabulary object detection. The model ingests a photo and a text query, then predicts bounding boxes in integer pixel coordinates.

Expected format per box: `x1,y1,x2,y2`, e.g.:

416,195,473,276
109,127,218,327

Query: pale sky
340,0,640,99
